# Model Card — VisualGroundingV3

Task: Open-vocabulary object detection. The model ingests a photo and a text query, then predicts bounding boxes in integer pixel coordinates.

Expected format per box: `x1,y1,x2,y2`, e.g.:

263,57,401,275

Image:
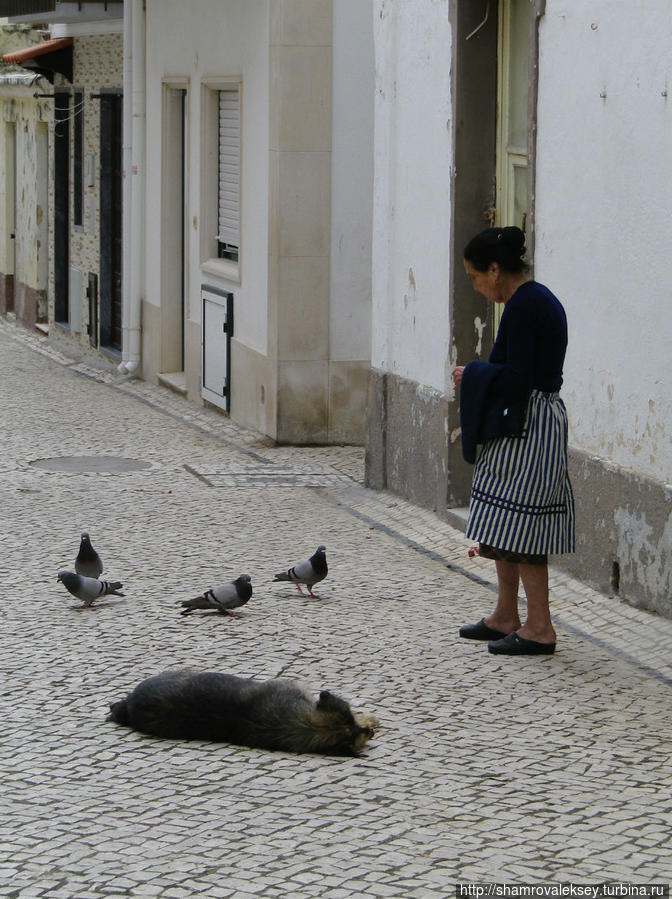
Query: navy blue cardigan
459,281,568,464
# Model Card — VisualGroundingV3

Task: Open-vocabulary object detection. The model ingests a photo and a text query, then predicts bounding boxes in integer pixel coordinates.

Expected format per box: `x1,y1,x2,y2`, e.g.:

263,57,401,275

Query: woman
452,226,574,656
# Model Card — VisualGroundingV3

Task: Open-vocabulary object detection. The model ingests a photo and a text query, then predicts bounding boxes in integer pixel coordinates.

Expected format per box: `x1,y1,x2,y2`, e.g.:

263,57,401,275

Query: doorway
161,83,188,377
449,1,500,505
496,0,530,236
3,122,16,315
54,91,70,325
36,122,49,324
99,91,123,352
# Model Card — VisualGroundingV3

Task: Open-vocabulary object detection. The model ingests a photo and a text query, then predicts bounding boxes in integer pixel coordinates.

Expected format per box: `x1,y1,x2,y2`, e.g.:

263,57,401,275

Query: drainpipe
119,0,145,375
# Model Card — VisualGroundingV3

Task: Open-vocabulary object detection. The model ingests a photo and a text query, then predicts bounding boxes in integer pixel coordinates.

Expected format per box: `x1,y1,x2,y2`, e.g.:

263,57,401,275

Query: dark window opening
54,90,70,324
217,242,239,262
73,89,83,227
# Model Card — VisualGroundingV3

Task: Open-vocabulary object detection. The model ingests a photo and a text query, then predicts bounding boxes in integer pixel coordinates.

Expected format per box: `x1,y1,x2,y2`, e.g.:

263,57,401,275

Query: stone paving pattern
1,317,671,898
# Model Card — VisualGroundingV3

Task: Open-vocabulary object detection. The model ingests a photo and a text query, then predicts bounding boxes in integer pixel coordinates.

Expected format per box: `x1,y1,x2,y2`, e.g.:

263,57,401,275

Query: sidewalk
1,317,671,898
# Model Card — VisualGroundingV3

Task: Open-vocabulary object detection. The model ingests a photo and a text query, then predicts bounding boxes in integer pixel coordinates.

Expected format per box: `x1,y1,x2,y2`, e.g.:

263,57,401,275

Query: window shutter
218,88,240,250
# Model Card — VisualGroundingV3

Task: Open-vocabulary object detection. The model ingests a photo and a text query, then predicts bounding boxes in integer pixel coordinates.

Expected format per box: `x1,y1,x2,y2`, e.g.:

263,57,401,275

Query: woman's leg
517,562,556,643
484,559,522,634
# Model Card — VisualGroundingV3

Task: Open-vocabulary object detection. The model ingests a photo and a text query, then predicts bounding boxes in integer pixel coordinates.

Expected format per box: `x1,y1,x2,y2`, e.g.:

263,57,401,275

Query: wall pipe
119,0,145,374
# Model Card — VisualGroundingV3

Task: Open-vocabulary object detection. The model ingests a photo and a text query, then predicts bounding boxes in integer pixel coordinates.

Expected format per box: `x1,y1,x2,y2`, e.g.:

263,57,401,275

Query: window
200,78,241,279
217,87,240,262
496,0,529,235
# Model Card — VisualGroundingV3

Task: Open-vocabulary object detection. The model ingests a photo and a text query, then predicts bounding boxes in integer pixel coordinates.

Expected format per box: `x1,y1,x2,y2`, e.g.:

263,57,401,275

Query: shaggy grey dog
108,669,379,756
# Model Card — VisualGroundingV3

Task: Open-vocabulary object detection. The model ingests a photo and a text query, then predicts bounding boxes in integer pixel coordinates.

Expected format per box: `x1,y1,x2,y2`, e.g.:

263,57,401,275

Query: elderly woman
452,226,574,656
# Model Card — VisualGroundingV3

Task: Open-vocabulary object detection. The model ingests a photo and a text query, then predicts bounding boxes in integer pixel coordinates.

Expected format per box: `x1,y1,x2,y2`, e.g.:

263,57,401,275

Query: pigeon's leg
295,584,304,595
71,604,89,610
307,589,320,599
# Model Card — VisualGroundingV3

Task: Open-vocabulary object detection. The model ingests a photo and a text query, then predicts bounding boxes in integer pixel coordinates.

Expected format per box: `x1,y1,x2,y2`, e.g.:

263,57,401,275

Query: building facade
2,1,671,617
0,23,50,327
141,0,373,444
367,0,672,617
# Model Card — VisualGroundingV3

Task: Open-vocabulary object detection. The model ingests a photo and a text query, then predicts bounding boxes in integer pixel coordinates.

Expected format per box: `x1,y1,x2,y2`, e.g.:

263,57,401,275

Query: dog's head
316,691,380,755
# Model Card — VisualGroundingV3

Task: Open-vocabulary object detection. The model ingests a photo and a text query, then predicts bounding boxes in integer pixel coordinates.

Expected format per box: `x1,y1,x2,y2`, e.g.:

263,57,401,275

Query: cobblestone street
1,318,671,898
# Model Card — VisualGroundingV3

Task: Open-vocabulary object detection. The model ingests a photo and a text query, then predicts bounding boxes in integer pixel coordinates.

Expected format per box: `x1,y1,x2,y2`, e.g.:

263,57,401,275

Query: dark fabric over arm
459,361,529,463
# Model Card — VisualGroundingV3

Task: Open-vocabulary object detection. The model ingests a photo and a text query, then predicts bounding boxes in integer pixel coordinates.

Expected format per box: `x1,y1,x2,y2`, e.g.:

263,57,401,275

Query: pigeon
75,531,103,578
180,574,253,617
57,570,125,609
273,545,327,598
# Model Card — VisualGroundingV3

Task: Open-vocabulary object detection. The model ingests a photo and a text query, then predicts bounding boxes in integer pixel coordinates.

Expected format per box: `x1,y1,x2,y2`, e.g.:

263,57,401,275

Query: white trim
201,258,241,285
51,20,124,37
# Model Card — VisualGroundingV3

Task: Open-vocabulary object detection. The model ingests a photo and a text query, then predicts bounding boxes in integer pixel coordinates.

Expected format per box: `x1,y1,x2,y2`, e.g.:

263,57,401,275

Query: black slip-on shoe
459,618,509,641
487,632,556,655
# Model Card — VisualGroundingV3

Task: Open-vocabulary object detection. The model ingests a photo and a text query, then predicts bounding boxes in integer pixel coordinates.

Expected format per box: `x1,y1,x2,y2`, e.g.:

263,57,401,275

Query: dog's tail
107,698,130,725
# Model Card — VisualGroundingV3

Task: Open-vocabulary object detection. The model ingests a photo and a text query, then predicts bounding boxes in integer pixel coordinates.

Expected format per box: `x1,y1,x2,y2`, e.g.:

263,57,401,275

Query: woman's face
464,259,502,303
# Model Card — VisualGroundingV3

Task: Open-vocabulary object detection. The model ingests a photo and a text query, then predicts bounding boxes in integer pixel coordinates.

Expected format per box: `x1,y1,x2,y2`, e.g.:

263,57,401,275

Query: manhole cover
30,455,152,473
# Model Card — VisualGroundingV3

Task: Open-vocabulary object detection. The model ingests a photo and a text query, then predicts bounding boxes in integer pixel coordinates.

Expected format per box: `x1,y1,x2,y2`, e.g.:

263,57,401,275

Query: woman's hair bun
464,225,527,273
501,226,525,252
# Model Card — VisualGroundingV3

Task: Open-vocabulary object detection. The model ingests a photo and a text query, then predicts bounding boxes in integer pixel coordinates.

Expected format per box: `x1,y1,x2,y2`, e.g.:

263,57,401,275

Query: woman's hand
452,365,465,388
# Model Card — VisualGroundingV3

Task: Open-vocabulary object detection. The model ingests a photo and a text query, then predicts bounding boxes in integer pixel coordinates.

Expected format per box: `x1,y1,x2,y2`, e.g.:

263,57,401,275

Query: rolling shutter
218,87,240,255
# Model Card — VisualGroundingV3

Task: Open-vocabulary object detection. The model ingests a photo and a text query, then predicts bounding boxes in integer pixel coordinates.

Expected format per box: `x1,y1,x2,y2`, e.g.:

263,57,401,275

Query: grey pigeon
57,570,125,609
75,531,103,578
273,545,327,598
180,574,253,617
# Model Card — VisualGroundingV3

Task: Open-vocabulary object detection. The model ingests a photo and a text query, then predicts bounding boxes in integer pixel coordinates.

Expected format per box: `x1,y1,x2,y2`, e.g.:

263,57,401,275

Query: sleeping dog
108,669,379,756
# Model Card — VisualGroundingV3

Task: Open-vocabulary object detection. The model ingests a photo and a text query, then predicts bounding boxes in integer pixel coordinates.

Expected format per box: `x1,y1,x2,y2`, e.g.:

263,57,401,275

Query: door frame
3,122,16,315
160,78,189,374
54,90,70,325
99,89,123,352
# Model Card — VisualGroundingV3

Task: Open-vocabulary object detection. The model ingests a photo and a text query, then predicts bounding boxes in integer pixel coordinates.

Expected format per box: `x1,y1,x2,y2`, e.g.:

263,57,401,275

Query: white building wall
535,0,672,484
144,0,269,353
371,0,453,392
330,0,373,362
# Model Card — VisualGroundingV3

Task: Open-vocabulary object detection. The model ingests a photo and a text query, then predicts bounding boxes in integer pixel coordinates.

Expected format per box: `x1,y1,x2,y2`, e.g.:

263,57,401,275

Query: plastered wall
0,85,50,325
46,32,123,342
371,0,454,394
535,2,672,486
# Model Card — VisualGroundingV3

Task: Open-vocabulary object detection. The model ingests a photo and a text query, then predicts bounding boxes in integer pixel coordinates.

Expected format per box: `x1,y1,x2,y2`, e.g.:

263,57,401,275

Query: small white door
201,286,233,412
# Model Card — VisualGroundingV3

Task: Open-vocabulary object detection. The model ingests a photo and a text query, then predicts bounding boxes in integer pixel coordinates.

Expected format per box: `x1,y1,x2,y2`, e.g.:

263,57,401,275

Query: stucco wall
367,0,672,615
0,84,50,326
62,33,124,339
144,0,270,355
535,2,672,486
329,0,373,364
144,0,372,444
371,0,454,393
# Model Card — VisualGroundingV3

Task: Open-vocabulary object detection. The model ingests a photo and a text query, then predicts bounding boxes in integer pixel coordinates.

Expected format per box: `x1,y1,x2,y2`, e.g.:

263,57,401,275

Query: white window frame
200,77,242,283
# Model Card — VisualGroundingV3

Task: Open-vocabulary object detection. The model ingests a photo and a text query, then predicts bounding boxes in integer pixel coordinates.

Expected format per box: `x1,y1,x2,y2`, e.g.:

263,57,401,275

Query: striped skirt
465,390,575,555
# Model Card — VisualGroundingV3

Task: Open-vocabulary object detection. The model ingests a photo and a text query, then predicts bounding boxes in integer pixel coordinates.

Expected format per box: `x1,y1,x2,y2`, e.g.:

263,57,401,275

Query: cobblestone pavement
1,318,671,899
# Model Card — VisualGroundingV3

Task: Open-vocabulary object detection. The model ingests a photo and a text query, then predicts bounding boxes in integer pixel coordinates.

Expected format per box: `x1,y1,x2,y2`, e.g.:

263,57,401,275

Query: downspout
119,0,145,374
